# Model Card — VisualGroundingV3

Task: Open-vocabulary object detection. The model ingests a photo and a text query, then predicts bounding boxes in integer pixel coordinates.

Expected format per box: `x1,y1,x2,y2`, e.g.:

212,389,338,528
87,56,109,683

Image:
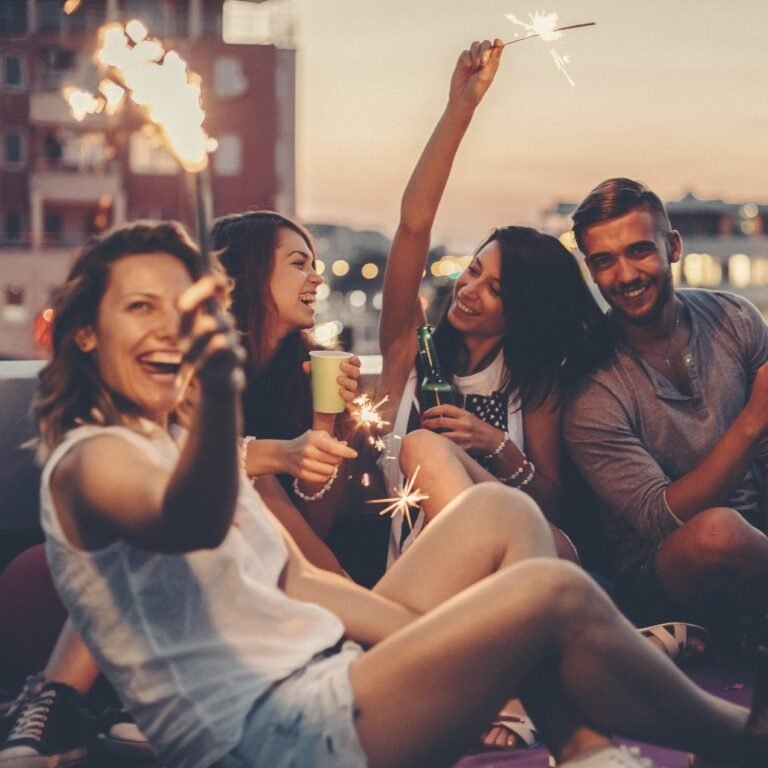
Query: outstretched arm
53,276,246,553
378,40,504,416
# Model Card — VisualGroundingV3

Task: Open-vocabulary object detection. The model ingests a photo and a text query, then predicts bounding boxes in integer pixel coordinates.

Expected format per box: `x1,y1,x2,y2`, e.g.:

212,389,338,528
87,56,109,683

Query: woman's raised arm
379,40,503,362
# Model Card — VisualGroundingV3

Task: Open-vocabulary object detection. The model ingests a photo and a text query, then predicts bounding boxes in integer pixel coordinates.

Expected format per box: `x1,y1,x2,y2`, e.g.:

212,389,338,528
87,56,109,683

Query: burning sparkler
368,466,429,532
502,12,595,86
63,20,216,267
352,394,390,433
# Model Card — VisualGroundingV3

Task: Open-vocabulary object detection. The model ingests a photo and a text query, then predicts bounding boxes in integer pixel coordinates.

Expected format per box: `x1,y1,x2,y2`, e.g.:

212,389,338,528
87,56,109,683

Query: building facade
0,0,295,358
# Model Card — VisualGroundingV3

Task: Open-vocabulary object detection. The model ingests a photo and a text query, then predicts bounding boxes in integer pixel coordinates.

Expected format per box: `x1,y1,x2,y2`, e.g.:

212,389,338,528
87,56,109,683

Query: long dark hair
210,211,317,439
433,226,610,409
35,221,203,456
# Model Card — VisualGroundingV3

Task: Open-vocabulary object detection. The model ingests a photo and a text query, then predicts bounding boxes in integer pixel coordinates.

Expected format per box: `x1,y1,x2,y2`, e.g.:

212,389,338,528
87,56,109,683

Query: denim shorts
228,641,369,768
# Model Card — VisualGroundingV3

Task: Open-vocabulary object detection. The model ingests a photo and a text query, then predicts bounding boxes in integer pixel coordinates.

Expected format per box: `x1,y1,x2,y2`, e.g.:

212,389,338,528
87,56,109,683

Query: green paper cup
310,350,352,414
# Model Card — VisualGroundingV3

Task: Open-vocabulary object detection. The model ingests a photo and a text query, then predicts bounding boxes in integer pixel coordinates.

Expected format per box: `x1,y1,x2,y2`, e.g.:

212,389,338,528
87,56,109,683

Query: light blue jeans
229,641,369,768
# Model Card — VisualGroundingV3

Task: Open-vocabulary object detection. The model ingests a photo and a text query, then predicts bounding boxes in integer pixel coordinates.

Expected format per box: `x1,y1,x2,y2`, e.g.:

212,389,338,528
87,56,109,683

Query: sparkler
352,394,390,432
64,20,216,267
367,466,429,533
502,19,596,46
502,12,595,87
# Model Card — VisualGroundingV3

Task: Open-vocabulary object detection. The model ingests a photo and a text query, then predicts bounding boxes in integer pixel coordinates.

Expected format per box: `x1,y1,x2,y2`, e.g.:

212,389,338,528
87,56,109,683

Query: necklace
628,303,681,369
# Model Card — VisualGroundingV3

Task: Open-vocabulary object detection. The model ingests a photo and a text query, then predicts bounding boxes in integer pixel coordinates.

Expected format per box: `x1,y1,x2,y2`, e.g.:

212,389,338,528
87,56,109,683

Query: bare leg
254,475,346,576
656,506,768,612
351,559,747,768
374,483,609,759
400,429,579,563
43,618,100,696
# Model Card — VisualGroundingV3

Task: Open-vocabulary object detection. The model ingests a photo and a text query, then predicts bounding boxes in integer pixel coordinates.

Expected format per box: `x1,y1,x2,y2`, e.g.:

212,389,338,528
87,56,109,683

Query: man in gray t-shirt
563,177,768,627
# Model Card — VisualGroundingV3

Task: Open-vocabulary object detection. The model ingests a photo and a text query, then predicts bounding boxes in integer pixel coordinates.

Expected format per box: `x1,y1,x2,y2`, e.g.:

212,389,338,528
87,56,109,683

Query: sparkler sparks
96,22,215,172
63,21,215,171
368,466,429,532
352,394,390,432
502,12,595,86
505,11,564,41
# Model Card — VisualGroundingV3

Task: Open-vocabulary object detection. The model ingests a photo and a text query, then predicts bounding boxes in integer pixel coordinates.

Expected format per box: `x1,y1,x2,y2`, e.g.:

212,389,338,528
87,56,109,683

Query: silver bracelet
292,464,339,503
483,431,511,461
240,436,256,476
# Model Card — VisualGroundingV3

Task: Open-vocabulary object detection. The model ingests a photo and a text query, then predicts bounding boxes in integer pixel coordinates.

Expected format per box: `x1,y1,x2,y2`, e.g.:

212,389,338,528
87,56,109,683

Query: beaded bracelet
499,458,536,488
483,431,511,461
517,460,536,488
240,435,256,476
498,456,528,485
292,464,339,503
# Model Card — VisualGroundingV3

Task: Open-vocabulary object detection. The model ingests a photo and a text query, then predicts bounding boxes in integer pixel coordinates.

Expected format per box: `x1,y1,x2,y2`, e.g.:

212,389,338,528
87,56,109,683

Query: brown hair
35,220,203,457
210,211,319,439
572,178,672,254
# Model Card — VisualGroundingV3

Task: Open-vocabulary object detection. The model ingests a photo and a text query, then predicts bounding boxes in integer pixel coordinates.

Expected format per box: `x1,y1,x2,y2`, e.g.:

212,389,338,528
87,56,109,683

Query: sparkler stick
501,21,595,47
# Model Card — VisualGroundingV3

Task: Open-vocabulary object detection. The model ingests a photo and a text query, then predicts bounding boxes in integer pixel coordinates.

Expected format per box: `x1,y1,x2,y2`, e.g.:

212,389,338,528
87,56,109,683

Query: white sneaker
559,745,655,768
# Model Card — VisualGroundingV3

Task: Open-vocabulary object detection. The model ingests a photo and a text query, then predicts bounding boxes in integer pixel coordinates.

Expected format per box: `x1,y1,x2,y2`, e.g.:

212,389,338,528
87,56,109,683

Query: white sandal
480,713,539,750
639,622,709,662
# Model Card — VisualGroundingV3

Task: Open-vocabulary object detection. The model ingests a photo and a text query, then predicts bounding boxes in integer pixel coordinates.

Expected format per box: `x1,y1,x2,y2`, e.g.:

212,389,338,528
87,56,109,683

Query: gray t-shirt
564,289,768,576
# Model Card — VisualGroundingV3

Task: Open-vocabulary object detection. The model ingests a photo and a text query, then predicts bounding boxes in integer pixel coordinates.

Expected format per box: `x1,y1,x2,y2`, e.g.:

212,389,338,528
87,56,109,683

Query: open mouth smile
455,297,480,317
137,351,183,375
299,292,316,306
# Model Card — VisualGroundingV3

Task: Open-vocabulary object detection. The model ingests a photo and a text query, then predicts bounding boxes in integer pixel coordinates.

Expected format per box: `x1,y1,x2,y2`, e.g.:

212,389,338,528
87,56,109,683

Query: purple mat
452,662,754,768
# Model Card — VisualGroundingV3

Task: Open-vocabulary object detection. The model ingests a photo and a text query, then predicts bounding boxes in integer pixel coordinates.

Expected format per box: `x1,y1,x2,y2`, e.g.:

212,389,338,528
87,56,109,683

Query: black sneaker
97,706,156,762
0,675,46,743
0,682,87,768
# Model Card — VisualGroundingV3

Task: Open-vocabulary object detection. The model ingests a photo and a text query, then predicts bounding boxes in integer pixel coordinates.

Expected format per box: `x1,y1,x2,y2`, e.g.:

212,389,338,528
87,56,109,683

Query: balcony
30,162,122,204
29,91,112,128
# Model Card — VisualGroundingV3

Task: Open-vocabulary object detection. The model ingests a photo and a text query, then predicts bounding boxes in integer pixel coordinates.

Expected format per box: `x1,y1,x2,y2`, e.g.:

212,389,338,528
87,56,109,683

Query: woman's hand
282,429,358,484
302,354,361,406
448,38,503,113
421,404,501,456
177,275,246,399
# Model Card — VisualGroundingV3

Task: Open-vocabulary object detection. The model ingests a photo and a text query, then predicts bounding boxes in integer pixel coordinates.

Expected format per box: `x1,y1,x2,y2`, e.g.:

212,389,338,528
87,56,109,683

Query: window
214,58,247,98
0,1,26,34
5,284,24,306
2,54,25,91
212,134,242,176
39,47,75,90
4,211,23,243
3,131,25,168
129,131,179,175
44,212,63,243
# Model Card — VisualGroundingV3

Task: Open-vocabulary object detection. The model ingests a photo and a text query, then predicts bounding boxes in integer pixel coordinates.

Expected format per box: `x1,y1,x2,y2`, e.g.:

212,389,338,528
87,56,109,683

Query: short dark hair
572,178,672,253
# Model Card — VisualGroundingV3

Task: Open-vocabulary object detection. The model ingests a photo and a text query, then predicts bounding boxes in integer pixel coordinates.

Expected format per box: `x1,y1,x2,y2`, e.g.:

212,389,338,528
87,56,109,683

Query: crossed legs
349,485,747,767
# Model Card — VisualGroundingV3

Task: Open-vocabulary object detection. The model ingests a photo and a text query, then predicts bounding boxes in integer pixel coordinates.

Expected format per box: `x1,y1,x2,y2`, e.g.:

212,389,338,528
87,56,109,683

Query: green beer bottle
416,325,457,410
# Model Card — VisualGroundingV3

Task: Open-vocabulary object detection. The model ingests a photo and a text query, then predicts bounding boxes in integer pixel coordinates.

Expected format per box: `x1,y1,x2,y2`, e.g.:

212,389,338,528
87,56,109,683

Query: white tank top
41,424,344,768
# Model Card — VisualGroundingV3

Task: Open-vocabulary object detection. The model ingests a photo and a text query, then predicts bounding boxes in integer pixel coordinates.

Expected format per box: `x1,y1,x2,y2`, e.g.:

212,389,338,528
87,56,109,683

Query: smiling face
582,207,681,326
447,239,505,342
267,227,322,342
76,252,193,426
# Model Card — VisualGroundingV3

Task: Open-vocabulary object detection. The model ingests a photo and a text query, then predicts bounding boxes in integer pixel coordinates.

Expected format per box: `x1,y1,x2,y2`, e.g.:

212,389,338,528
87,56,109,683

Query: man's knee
679,506,758,570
